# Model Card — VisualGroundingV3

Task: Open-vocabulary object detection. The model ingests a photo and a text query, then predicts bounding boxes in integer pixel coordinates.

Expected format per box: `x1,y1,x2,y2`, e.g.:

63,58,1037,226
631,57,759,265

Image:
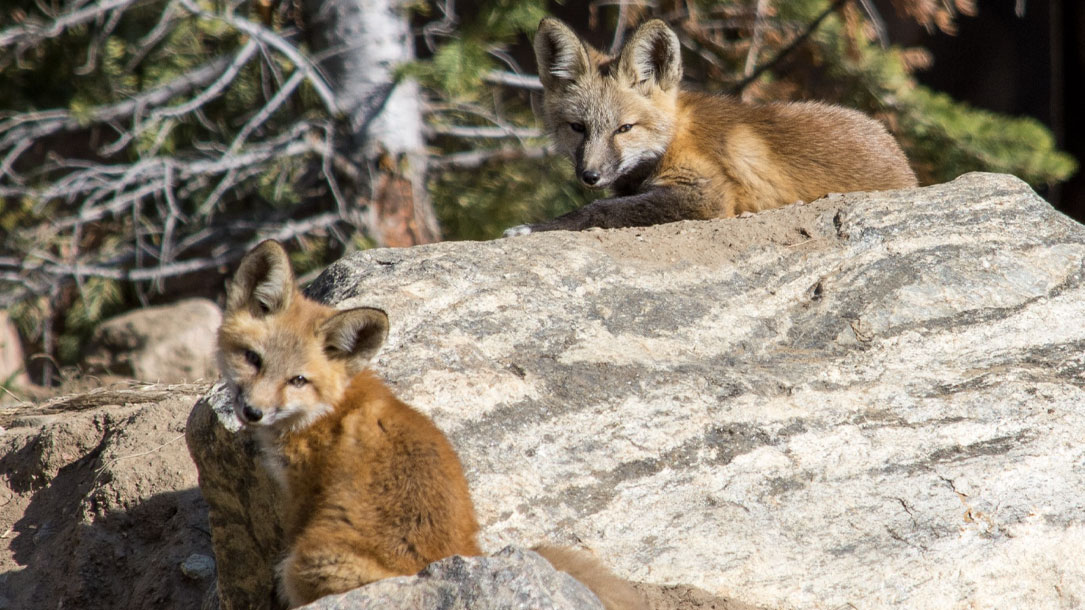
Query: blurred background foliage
0,0,1078,385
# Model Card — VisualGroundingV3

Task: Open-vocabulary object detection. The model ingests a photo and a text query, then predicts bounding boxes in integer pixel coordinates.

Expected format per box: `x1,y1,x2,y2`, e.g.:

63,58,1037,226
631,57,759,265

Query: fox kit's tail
533,545,648,610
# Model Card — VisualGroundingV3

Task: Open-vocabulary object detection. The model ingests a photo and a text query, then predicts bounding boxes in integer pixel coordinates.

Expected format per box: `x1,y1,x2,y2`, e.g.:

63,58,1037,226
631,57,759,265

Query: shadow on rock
0,387,214,610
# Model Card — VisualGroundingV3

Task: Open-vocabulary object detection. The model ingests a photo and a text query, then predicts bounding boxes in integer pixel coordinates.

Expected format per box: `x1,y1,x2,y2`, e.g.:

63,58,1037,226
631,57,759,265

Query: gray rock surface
189,173,1085,609
86,298,222,383
182,553,217,581
297,547,604,610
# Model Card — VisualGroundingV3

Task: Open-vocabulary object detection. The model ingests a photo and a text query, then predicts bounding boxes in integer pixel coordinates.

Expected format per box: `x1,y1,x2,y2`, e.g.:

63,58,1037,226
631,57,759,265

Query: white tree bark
303,0,440,245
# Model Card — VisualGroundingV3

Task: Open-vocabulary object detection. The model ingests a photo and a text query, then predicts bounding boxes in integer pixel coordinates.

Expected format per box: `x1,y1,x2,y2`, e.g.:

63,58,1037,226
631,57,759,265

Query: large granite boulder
188,173,1085,609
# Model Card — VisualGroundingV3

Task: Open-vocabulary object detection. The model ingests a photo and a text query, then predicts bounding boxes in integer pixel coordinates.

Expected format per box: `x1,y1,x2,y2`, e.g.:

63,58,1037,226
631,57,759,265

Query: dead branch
427,125,542,139
176,0,341,115
0,0,140,53
0,54,238,178
430,146,550,170
484,70,542,91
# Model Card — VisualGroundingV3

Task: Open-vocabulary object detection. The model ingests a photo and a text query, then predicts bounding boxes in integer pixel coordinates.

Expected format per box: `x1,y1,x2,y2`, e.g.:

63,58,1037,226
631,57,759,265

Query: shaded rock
187,383,283,610
182,553,217,581
298,547,604,610
86,298,222,383
0,383,213,610
189,173,1085,609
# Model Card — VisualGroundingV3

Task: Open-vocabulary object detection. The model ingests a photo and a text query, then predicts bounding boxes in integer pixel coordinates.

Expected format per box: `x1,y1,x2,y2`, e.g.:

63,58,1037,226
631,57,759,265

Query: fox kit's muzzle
580,169,601,185
576,136,612,188
241,404,264,423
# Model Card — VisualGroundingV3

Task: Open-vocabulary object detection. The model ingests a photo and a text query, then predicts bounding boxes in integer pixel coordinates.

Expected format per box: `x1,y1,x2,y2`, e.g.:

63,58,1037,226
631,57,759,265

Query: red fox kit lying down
505,17,917,235
218,240,646,609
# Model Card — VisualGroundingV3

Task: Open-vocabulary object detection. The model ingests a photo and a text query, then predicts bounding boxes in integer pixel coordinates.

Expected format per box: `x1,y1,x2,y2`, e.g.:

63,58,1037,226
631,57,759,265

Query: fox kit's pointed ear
321,307,389,372
535,18,591,89
226,240,295,316
617,20,682,93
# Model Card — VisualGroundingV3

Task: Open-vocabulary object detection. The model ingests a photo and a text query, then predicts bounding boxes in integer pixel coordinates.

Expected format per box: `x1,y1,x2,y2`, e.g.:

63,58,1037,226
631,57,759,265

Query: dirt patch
0,383,213,610
637,582,769,610
583,195,848,269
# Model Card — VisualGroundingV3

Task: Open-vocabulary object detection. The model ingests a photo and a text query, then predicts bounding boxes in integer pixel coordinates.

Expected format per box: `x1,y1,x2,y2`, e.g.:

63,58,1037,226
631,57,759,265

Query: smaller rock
84,299,222,383
0,312,28,390
298,547,604,610
180,553,216,581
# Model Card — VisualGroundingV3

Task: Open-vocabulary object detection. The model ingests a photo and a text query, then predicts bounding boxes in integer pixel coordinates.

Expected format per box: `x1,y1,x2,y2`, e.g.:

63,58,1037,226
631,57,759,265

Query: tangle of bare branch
0,0,392,383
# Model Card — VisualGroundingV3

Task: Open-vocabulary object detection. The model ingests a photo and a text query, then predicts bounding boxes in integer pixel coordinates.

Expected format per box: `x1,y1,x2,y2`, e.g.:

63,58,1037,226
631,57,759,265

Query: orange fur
218,241,646,610
218,241,480,608
512,17,918,233
534,545,649,610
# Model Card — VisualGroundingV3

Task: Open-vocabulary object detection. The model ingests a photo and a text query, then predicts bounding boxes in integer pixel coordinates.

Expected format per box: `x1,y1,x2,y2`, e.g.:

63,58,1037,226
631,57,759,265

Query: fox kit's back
506,18,917,234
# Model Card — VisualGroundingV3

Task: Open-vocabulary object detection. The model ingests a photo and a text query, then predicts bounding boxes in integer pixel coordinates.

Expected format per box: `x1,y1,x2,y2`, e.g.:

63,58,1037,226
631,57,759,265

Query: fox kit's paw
503,224,534,237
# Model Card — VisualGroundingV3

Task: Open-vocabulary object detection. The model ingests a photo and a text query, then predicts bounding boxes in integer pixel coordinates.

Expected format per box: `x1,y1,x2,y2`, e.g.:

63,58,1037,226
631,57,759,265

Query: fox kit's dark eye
289,375,308,387
569,122,586,133
615,124,633,134
244,349,262,370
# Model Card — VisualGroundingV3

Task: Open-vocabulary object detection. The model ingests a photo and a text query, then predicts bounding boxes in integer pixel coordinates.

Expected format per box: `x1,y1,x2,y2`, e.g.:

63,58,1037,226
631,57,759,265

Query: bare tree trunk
302,0,441,246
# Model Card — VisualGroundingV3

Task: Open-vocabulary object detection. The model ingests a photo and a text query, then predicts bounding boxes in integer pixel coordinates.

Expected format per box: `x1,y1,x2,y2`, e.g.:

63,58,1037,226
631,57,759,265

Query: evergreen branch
0,53,239,177
177,0,342,116
100,40,260,156
225,68,305,157
195,69,307,216
304,129,364,183
74,0,127,75
156,40,260,120
126,0,181,71
431,146,550,170
425,101,532,143
730,0,848,95
1,122,317,221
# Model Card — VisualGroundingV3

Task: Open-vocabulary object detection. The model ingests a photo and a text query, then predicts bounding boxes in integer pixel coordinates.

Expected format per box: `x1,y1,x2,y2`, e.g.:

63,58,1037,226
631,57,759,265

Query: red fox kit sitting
505,18,917,235
218,241,645,609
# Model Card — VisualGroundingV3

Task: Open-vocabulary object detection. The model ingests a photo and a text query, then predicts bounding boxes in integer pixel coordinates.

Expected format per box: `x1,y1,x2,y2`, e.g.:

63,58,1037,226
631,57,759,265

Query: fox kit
218,241,645,610
506,18,917,234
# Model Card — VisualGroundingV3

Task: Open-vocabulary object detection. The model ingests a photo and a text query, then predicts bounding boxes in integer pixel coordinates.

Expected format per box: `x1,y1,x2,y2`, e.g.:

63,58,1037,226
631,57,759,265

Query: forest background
0,0,1080,386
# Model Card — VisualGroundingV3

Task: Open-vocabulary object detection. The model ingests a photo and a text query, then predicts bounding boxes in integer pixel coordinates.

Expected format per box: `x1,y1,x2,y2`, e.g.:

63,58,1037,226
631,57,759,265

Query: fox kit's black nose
242,405,264,422
580,170,601,185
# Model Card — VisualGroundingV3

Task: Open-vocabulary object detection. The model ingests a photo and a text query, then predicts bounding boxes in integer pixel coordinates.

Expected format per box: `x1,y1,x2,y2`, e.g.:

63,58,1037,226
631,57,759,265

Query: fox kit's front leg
279,537,400,606
505,185,711,234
